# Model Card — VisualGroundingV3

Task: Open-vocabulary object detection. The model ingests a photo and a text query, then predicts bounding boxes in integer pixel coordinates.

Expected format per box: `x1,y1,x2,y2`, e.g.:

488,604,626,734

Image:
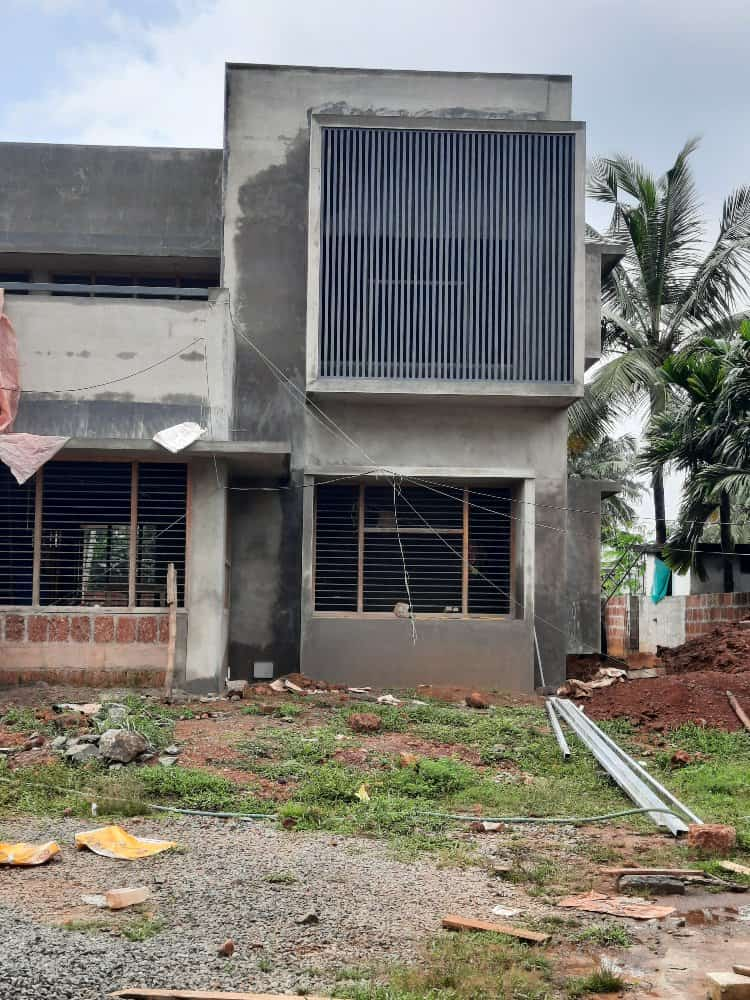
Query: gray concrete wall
566,479,603,656
184,459,230,691
7,291,233,440
223,64,579,689
0,143,221,257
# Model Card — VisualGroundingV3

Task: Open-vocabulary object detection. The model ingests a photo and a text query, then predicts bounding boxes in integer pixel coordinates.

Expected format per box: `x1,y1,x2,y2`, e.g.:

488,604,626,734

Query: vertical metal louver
318,127,574,382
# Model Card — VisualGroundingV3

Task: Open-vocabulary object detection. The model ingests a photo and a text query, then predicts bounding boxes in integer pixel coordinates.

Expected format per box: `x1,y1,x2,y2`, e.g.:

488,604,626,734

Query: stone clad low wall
605,591,750,661
0,610,185,686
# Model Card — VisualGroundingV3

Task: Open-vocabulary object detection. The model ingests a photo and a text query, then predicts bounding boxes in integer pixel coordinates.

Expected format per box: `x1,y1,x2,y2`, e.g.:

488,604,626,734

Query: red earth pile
584,621,750,731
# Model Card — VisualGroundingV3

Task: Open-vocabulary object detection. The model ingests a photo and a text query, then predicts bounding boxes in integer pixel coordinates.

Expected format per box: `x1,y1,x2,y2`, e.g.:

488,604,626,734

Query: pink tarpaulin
0,434,69,484
0,289,70,482
0,290,20,433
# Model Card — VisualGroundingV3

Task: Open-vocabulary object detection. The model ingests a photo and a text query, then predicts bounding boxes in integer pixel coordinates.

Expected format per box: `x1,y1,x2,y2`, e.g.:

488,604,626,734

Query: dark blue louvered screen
318,127,574,382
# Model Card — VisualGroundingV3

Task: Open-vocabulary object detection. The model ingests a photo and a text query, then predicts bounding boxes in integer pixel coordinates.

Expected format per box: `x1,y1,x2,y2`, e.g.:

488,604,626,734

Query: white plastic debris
153,422,206,454
377,694,402,706
491,905,521,918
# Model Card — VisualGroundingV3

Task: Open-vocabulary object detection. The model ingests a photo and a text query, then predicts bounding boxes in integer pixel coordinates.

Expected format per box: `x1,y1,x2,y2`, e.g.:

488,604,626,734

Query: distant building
0,64,622,691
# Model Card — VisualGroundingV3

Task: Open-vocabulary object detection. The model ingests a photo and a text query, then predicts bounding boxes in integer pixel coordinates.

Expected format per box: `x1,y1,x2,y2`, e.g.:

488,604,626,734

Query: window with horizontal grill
0,461,187,608
318,127,574,383
314,482,512,616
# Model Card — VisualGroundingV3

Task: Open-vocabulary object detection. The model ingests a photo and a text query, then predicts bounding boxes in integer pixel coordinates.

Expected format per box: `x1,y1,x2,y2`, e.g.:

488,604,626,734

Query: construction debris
727,690,750,733
548,698,698,836
688,823,737,855
706,971,750,999
441,914,549,943
0,840,60,866
225,680,249,700
558,890,675,921
721,861,750,878
465,692,489,709
556,667,627,699
545,700,570,761
106,887,151,909
153,421,206,454
75,825,177,860
491,905,521,918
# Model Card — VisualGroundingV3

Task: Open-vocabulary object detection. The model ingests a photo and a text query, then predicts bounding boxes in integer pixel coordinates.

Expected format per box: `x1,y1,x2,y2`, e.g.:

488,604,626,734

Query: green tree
643,322,750,590
568,433,644,541
571,139,750,544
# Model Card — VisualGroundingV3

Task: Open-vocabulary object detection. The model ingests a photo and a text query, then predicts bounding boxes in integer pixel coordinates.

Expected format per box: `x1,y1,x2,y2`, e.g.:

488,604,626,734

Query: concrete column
184,458,228,691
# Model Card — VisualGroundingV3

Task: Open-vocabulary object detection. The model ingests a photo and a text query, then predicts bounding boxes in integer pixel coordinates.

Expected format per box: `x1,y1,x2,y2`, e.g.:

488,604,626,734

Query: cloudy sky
3,0,749,523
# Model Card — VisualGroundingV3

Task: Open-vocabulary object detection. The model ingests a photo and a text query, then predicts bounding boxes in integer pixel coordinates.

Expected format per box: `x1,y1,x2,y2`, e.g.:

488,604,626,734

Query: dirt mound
658,621,750,675
585,669,750,731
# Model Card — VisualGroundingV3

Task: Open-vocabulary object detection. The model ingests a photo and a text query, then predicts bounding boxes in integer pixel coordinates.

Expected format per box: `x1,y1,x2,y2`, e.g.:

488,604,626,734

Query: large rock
688,823,737,856
99,729,148,764
619,874,686,895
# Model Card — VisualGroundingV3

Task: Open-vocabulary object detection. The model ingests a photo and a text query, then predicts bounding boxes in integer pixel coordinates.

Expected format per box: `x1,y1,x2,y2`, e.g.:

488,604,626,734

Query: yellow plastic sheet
75,825,176,860
0,840,60,865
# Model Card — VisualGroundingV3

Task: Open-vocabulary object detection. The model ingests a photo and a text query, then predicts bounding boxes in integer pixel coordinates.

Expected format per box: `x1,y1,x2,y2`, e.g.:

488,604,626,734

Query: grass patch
573,923,633,948
266,871,298,885
121,915,165,941
0,759,269,819
567,964,626,997
1,706,41,732
333,931,557,1000
62,913,165,941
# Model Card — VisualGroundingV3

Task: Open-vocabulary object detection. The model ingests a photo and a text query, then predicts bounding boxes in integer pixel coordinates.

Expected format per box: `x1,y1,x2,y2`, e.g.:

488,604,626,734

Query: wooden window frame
1,457,189,613
312,483,514,621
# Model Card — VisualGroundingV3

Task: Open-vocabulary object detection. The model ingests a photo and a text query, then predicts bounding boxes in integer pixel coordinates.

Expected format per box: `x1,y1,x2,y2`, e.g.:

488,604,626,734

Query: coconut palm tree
571,139,750,544
644,321,750,589
568,433,644,540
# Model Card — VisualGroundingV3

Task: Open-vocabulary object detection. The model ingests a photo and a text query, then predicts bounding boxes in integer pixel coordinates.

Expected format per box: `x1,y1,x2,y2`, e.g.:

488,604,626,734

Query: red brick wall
685,592,750,638
0,610,172,686
604,596,631,658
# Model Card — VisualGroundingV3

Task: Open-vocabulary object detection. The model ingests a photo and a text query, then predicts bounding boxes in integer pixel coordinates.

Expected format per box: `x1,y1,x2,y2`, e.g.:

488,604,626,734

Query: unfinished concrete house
0,64,620,693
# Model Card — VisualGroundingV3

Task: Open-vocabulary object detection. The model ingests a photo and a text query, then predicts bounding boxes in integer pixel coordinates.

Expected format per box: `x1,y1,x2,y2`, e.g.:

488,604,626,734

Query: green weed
567,964,626,996
573,924,632,948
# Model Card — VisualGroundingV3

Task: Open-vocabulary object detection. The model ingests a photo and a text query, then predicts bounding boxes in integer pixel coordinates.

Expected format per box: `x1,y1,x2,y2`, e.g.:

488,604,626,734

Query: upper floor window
318,127,574,383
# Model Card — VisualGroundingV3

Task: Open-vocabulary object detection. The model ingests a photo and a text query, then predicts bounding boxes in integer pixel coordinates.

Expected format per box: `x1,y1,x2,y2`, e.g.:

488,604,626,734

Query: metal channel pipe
545,700,570,761
562,701,703,827
550,698,689,836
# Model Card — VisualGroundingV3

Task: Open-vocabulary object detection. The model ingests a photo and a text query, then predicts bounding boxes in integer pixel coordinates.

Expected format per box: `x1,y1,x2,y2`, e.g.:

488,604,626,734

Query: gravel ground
0,815,530,1000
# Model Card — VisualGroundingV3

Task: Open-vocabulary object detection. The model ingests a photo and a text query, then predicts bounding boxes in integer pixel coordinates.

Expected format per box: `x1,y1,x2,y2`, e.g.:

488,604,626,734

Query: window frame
0,458,190,612
311,482,515,621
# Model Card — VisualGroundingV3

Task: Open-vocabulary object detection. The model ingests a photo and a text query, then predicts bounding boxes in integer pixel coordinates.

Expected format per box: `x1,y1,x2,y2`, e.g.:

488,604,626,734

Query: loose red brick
94,615,115,643
158,615,170,643
116,616,137,643
70,615,91,643
137,615,157,643
5,614,25,642
688,823,737,856
48,616,70,642
27,615,48,642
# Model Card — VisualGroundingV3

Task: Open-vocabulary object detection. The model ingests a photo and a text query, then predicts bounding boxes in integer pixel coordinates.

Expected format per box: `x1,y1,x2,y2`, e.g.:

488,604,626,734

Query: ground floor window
0,460,187,608
314,481,512,616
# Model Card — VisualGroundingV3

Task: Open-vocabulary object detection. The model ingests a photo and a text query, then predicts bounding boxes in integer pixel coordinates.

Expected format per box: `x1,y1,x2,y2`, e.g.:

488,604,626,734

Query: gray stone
619,874,686,895
98,729,148,764
65,743,102,764
158,756,177,767
76,734,101,744
162,745,181,756
51,736,68,750
103,704,129,724
295,911,320,926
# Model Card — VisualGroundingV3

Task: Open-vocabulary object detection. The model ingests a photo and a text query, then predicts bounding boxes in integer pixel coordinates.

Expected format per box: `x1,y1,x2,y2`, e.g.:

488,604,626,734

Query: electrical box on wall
253,661,274,679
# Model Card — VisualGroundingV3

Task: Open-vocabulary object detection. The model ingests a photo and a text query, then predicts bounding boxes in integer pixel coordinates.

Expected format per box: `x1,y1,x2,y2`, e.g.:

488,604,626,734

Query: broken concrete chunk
105,886,151,910
158,756,177,768
162,745,181,756
81,894,107,908
103,704,129,724
619,874,686,895
98,729,148,764
65,743,102,764
706,971,750,999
